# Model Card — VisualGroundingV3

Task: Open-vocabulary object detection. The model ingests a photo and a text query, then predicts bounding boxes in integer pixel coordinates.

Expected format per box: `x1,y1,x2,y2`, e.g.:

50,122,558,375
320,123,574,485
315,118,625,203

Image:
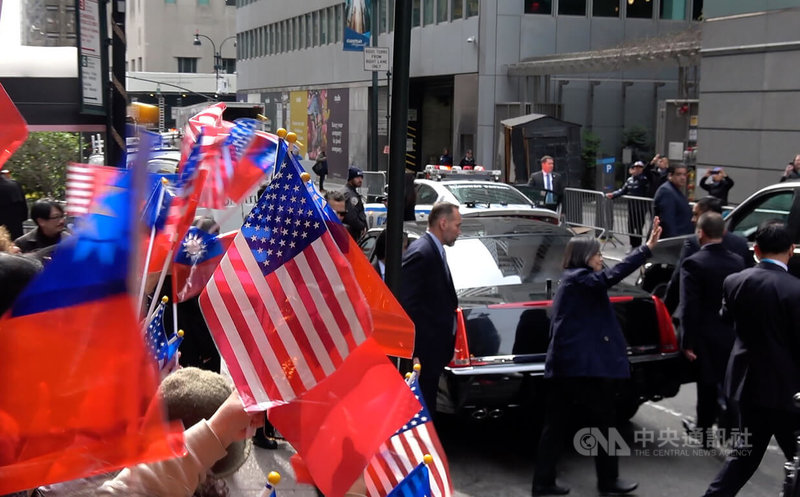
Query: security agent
341,166,367,240
605,161,649,248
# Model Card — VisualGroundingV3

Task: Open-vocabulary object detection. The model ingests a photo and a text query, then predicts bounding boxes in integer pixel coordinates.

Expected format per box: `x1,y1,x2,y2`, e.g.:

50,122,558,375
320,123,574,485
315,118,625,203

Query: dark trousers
318,173,326,191
627,202,647,247
703,403,800,496
533,377,622,488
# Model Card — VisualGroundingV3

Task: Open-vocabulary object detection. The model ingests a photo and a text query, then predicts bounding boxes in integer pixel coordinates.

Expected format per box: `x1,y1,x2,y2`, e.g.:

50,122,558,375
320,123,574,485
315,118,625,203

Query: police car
365,169,559,227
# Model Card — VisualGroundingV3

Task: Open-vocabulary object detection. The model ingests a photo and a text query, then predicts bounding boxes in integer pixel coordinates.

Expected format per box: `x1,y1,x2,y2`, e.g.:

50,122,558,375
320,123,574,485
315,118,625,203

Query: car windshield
444,183,532,206
446,230,574,305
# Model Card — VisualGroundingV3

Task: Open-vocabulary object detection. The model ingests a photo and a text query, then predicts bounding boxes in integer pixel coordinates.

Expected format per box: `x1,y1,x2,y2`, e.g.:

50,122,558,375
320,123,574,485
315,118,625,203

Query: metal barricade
562,187,609,237
606,194,654,247
361,171,387,202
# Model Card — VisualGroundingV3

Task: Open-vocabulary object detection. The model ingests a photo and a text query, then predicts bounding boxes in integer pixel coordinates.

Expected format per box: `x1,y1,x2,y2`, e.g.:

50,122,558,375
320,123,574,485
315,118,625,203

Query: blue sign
343,0,371,52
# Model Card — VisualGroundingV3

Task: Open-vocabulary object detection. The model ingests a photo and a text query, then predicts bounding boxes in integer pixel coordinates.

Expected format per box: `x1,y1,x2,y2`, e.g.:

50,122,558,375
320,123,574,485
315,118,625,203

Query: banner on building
326,88,349,180
289,91,308,157
343,0,371,52
262,92,289,134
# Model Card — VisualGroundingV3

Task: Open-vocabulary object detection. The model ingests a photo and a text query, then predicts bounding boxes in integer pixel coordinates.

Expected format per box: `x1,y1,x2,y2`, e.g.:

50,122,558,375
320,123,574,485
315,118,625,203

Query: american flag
179,102,226,170
198,146,373,410
65,163,121,216
144,296,183,368
364,373,454,497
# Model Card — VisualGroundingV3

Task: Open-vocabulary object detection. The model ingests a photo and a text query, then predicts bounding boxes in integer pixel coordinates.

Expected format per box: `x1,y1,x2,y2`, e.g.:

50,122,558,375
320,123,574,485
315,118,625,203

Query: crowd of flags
0,92,452,497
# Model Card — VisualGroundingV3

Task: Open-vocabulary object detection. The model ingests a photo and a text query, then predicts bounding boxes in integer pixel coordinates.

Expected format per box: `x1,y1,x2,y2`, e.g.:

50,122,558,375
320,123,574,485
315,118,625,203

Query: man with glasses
14,199,68,255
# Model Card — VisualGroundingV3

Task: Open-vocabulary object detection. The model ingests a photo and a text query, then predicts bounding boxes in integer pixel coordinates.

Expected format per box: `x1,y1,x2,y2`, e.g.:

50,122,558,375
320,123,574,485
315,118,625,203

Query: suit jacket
653,181,693,238
399,232,458,367
545,245,651,379
679,243,746,384
722,262,800,412
527,171,565,209
665,231,753,314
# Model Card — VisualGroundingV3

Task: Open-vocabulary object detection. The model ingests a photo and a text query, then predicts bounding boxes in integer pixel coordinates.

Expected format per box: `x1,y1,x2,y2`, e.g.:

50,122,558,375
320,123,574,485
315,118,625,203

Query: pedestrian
324,190,347,223
14,199,68,256
340,166,367,240
438,147,453,166
532,217,662,496
371,229,409,280
458,149,475,168
644,154,670,197
653,164,693,238
678,212,746,448
663,196,753,314
528,155,565,211
699,167,734,205
398,202,461,415
701,220,800,497
605,161,650,248
0,169,27,240
780,154,800,182
312,151,328,191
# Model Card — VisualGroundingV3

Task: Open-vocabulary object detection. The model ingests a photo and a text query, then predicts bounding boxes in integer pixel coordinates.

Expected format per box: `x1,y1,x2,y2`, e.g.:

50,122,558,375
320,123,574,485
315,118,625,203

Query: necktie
545,174,554,205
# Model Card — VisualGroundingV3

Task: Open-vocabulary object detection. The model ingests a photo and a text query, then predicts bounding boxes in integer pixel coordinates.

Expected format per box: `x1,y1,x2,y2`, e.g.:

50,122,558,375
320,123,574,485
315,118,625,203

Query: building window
198,0,209,5
221,58,236,73
321,9,329,43
413,0,421,27
165,0,175,3
525,0,552,14
452,0,463,19
177,57,197,73
335,5,343,42
626,0,652,18
225,0,235,5
593,0,619,17
388,0,395,31
437,0,448,22
660,0,685,19
423,0,434,24
559,0,586,15
692,0,703,20
466,0,479,17
312,11,319,46
138,57,142,71
306,13,312,48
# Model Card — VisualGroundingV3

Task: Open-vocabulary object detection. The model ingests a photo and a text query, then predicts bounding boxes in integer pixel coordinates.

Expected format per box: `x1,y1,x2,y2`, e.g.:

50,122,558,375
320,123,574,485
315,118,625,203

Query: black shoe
532,482,570,495
253,429,278,450
598,479,638,495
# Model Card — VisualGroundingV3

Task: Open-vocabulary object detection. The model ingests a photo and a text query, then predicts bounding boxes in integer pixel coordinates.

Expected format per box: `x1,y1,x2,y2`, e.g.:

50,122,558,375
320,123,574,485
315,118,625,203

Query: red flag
0,83,27,169
269,338,421,497
198,150,373,409
364,374,454,497
65,163,120,216
179,102,226,171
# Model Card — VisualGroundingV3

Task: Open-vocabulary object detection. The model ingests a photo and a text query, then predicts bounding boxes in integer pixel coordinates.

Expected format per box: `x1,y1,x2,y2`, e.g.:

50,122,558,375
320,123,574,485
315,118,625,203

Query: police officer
606,161,650,248
341,166,367,240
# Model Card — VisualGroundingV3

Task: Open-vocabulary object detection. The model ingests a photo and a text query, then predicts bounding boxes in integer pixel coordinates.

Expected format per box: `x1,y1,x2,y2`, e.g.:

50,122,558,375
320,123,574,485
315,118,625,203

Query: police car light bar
423,164,502,182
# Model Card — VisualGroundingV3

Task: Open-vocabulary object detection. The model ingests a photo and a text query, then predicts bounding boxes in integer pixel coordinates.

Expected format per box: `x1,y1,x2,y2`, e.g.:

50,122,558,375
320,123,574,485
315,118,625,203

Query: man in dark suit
653,164,693,238
702,220,800,496
528,155,565,211
0,171,27,240
398,202,462,414
664,196,753,314
679,212,746,447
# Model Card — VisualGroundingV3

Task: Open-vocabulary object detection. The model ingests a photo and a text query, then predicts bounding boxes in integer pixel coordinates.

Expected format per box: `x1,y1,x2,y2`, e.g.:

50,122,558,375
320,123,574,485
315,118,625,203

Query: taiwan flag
172,226,235,303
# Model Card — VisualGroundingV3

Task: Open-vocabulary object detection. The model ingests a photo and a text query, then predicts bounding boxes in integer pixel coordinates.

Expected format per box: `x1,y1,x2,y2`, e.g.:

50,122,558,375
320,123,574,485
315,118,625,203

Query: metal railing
562,188,608,237
361,171,387,202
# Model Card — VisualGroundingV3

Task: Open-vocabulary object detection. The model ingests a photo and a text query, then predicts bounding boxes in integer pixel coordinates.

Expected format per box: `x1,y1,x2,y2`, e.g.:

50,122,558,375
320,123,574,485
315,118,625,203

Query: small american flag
179,102,226,169
198,144,373,410
144,297,183,368
365,373,454,497
65,163,121,216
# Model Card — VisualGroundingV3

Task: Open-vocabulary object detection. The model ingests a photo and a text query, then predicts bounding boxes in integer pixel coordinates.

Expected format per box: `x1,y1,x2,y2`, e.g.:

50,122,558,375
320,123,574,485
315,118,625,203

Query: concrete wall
697,3,800,203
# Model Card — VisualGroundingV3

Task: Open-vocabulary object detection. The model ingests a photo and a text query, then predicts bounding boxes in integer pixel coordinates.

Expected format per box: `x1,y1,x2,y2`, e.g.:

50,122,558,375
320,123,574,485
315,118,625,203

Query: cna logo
574,428,631,456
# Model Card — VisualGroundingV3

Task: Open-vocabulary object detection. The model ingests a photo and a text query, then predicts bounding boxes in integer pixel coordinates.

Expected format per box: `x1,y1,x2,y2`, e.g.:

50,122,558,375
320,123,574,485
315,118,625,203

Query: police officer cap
348,166,364,180
632,161,645,168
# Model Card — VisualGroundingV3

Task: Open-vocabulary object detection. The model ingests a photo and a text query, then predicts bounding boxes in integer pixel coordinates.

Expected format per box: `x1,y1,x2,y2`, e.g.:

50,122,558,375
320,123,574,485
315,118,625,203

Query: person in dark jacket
341,166,367,240
458,149,475,168
14,199,68,255
606,161,650,248
528,155,565,211
653,164,693,238
644,154,670,197
312,151,328,191
699,167,734,206
780,154,800,182
664,196,753,315
679,212,746,447
398,202,461,416
702,220,800,496
0,171,27,240
532,217,663,496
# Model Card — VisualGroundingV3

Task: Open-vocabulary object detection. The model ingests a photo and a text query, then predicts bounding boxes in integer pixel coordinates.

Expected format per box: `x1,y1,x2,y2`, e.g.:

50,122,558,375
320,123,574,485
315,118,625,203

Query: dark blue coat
545,245,651,379
722,262,800,412
653,181,693,238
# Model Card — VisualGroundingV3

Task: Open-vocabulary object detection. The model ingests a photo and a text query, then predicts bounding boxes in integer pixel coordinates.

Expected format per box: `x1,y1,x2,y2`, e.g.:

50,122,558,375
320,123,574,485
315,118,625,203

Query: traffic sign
364,47,390,72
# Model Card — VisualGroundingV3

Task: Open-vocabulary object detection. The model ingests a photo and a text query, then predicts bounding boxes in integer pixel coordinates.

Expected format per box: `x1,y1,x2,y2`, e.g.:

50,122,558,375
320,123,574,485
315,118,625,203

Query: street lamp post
194,33,236,94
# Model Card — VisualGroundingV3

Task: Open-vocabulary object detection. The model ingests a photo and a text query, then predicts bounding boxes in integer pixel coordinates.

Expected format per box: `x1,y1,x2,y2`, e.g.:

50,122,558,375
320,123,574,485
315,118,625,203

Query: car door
414,184,441,222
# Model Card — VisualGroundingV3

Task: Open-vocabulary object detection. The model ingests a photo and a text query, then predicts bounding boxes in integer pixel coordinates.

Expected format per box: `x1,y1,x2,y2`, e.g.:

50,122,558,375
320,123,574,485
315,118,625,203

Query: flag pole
259,471,280,497
146,239,176,319
138,177,169,316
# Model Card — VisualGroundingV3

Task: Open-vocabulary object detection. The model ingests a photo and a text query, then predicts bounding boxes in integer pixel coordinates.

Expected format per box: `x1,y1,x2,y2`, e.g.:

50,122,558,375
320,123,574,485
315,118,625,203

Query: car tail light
450,308,471,367
652,295,678,353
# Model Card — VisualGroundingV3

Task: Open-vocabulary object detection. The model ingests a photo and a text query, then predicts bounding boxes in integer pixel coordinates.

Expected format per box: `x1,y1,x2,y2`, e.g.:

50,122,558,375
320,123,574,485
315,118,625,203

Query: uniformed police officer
341,166,367,240
606,161,650,248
